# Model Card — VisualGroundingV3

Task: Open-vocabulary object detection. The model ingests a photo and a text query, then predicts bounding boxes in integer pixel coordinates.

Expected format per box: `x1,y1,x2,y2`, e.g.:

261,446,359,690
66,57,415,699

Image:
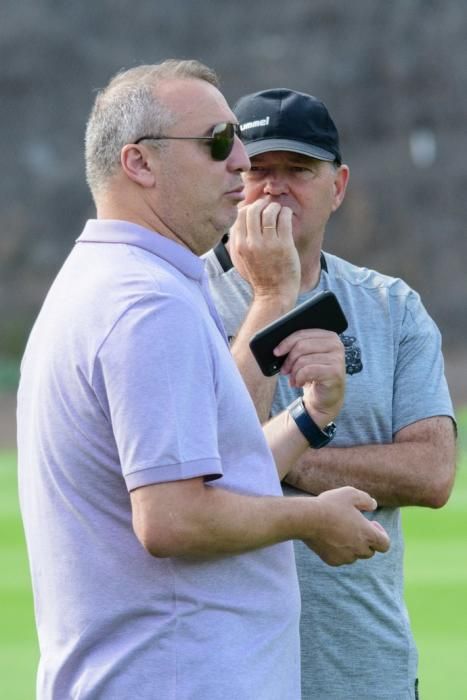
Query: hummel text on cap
234,88,342,164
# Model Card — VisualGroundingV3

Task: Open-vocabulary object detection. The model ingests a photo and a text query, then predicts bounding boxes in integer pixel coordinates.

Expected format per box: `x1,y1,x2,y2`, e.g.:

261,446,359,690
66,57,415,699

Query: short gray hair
85,59,220,198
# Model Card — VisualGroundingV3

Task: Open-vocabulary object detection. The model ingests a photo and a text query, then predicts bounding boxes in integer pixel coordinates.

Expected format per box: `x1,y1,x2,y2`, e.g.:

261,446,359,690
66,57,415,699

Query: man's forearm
285,443,428,507
263,408,311,480
285,417,456,508
133,478,312,557
230,294,294,423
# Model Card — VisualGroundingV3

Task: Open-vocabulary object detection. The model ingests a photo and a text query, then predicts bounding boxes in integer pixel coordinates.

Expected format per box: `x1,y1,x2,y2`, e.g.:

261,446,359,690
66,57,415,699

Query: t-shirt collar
76,219,205,282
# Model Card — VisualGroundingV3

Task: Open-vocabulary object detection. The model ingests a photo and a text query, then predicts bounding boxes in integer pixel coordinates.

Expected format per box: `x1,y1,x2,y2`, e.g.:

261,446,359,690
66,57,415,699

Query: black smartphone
249,291,348,376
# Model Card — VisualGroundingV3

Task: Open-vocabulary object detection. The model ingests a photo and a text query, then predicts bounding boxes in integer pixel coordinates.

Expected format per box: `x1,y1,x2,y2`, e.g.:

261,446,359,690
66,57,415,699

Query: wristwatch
288,397,336,449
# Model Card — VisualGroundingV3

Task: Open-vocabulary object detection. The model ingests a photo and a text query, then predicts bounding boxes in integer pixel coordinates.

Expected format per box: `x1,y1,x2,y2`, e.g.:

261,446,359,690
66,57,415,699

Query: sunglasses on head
135,122,241,161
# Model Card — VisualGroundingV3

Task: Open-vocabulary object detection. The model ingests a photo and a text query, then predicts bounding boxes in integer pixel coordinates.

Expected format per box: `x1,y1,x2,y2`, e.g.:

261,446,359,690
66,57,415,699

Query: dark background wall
1,0,466,398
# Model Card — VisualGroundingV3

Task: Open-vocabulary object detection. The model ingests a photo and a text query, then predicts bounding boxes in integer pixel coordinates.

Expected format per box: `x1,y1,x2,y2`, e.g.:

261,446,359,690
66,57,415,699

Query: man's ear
332,164,350,212
120,144,156,188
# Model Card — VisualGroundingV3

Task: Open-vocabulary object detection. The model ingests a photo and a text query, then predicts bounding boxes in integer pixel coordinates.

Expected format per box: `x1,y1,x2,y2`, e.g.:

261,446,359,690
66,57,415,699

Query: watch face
314,422,335,448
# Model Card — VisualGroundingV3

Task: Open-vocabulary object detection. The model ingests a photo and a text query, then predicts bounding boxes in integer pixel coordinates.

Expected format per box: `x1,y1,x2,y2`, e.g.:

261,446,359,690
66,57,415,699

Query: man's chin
216,209,237,236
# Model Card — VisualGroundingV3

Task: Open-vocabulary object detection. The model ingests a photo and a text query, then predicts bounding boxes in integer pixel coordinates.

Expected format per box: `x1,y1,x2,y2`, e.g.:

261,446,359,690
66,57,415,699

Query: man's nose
263,172,289,196
228,136,251,172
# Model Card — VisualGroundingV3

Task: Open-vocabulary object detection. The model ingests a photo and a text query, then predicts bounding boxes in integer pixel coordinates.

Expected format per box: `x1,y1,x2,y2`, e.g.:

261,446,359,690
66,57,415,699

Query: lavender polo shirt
17,220,300,700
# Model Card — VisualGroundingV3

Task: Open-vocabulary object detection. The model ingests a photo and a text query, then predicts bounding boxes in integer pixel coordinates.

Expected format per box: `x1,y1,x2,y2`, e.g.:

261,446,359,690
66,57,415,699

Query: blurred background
1,0,466,414
1,1,466,698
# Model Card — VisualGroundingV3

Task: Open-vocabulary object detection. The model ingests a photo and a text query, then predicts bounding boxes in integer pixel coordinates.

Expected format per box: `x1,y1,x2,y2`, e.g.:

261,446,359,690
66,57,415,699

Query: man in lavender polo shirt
17,60,389,699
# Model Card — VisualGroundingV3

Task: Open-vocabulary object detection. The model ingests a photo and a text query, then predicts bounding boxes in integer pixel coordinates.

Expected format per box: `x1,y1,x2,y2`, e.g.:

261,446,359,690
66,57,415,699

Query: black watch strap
288,397,336,449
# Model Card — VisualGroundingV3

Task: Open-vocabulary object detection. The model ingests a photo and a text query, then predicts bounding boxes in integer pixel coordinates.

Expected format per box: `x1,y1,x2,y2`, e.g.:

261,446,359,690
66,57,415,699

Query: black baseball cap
234,88,342,165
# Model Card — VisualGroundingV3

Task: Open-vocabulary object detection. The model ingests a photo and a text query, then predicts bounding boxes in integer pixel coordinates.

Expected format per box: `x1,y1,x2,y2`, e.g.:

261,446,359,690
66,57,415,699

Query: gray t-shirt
204,245,454,700
17,220,301,700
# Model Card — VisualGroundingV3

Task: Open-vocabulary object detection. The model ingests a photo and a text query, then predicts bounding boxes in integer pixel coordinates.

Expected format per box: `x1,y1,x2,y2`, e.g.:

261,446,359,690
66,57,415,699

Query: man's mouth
225,186,245,201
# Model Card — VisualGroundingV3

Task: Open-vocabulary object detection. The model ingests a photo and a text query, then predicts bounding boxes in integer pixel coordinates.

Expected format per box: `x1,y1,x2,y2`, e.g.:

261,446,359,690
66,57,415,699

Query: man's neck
297,237,323,294
297,245,324,294
95,194,199,254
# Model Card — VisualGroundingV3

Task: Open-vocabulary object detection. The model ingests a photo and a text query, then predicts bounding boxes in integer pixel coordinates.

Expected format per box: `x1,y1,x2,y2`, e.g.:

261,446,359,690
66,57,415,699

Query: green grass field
403,408,467,699
1,410,466,699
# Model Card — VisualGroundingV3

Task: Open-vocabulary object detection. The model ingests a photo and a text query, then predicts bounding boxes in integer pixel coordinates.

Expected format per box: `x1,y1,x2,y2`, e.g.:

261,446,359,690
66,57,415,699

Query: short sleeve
93,293,223,490
392,290,454,434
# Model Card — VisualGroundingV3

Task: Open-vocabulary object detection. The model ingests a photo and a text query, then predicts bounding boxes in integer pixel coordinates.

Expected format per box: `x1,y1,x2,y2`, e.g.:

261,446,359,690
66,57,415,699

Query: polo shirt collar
77,219,205,282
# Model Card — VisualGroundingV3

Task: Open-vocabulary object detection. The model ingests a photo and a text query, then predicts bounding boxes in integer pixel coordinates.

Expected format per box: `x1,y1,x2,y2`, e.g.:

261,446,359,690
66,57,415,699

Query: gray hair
85,59,220,198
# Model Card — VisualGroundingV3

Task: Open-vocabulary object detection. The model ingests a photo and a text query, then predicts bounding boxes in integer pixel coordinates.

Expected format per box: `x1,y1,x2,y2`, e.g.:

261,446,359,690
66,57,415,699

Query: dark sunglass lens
210,123,235,161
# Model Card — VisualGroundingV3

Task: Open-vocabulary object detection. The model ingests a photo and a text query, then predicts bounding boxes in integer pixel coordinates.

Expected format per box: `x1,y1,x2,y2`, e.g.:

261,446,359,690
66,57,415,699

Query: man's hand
229,198,301,304
302,486,390,566
274,328,346,427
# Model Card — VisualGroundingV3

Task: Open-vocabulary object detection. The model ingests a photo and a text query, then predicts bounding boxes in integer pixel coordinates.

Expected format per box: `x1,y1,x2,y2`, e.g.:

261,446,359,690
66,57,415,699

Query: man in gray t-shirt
205,88,456,700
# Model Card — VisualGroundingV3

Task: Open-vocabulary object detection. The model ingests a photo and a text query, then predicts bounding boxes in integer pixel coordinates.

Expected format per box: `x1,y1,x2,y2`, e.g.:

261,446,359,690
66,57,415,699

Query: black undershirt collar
212,235,328,274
